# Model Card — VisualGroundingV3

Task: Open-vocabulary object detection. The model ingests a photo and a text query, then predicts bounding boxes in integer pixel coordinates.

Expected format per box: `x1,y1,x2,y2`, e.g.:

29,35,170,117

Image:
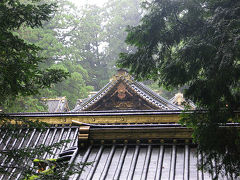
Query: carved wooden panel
85,80,161,111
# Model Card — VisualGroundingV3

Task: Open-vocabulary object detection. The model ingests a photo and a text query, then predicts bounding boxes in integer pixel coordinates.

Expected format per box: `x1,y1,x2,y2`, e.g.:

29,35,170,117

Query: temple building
72,69,179,111
169,93,196,110
42,96,70,113
0,70,229,179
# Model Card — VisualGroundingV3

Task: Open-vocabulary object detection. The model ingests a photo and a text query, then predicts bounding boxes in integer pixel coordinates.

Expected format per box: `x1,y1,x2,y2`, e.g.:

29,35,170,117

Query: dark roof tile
71,144,218,180
72,71,179,111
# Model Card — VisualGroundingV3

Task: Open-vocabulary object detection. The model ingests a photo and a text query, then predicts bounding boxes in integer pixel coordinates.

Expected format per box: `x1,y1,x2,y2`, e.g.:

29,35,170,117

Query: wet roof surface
1,124,238,179
7,110,183,117
0,126,78,180
70,144,229,180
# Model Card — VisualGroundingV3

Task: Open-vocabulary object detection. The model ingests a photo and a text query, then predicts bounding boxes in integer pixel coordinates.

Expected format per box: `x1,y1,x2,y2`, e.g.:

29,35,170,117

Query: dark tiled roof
7,109,183,117
44,97,69,113
72,71,179,111
69,144,224,180
0,126,78,180
1,123,237,179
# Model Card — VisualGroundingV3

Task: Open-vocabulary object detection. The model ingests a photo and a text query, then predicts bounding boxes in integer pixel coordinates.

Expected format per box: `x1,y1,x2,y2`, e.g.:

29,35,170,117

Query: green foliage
1,0,146,111
75,4,109,90
180,112,240,179
0,0,69,107
4,0,94,111
2,96,47,113
0,1,86,179
23,161,88,180
67,0,143,90
43,61,93,109
118,0,240,177
146,80,184,99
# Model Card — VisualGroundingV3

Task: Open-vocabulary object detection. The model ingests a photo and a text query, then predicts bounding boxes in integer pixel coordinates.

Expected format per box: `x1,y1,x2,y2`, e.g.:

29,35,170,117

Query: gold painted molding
23,114,180,124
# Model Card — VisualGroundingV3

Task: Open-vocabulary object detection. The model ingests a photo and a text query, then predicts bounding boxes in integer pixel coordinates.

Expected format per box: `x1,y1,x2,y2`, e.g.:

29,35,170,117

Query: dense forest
2,0,176,112
1,0,239,178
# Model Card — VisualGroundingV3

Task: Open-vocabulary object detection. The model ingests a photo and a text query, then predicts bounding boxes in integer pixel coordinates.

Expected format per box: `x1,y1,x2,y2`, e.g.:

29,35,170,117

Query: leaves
0,0,68,107
119,0,240,177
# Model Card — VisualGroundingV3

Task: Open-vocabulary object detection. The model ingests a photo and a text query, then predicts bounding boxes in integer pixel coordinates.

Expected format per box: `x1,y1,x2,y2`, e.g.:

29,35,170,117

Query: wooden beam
88,127,193,140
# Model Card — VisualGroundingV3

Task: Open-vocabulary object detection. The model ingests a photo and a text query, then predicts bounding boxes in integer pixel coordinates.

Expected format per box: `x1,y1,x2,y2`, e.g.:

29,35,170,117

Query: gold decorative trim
78,125,90,141
20,114,180,125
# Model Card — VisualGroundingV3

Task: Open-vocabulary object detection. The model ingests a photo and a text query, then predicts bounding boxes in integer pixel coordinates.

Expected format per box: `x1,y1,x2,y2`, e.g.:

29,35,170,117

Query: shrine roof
0,126,78,180
42,96,69,113
7,109,183,117
72,70,180,111
1,123,238,179
71,143,217,180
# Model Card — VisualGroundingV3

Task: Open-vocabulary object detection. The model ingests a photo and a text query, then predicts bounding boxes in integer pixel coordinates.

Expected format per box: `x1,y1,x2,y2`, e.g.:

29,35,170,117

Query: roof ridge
72,71,180,111
132,81,180,110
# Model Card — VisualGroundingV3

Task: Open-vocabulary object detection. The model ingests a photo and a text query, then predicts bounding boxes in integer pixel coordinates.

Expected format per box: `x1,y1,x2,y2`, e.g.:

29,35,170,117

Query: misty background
4,0,178,112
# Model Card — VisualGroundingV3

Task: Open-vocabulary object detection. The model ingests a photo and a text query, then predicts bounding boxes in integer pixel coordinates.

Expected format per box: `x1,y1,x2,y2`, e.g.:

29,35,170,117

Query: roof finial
110,69,132,82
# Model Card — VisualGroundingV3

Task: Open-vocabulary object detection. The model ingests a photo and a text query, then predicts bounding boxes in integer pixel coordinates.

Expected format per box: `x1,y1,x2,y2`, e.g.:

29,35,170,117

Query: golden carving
7,113,181,125
115,101,134,108
111,82,133,100
110,70,133,83
117,83,127,99
120,117,125,121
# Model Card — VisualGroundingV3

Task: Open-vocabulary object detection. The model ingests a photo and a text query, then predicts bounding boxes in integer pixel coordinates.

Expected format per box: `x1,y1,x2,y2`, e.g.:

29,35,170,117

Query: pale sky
70,0,108,7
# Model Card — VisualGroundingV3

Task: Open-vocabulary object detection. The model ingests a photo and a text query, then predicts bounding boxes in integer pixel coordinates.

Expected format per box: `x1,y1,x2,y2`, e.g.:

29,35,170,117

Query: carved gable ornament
71,69,180,111
117,83,127,99
113,82,133,100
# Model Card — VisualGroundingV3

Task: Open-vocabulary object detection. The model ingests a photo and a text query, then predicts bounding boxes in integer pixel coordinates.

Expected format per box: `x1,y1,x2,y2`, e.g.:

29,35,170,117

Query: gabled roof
72,70,180,111
1,122,237,179
69,122,237,179
170,93,196,110
43,97,69,113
